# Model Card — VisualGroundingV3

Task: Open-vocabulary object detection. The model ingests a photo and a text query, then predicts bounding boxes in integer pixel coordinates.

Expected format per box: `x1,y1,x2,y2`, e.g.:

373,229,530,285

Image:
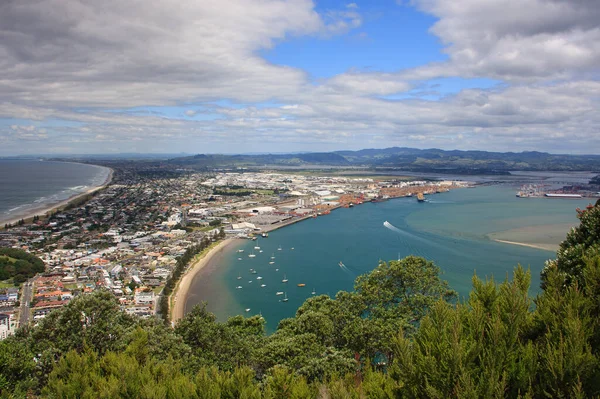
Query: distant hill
166,147,600,173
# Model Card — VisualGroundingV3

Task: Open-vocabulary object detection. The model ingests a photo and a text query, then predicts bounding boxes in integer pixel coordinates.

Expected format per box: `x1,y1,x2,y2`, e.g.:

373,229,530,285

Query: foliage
0,248,45,283
542,203,600,288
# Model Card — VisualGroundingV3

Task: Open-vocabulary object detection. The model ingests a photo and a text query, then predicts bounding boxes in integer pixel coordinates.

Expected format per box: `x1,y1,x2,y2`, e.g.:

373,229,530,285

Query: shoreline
0,166,113,227
492,239,557,252
171,238,239,323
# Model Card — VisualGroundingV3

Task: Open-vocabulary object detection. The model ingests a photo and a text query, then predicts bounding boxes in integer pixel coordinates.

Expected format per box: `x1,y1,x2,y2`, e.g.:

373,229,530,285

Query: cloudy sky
1,0,599,155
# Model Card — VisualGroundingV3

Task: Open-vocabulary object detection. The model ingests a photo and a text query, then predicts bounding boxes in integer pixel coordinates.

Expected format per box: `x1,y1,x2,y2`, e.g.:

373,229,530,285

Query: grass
0,280,17,289
153,286,164,295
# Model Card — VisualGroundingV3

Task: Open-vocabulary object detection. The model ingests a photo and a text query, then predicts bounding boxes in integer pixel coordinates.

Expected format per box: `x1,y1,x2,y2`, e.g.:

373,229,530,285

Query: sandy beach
0,167,113,227
491,239,557,252
171,238,240,323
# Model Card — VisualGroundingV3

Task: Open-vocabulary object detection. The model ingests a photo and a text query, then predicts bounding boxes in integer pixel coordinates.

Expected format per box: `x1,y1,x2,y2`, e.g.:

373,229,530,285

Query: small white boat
259,250,263,253
261,284,266,287
238,258,242,261
256,276,263,280
248,280,252,283
269,261,275,264
237,249,244,253
281,292,288,302
248,252,256,258
311,288,316,295
271,253,275,259
254,246,260,250
277,246,282,251
237,275,241,280
236,286,242,289
245,308,251,312
275,268,279,271
276,291,284,296
282,274,288,283
291,247,294,250
251,270,257,274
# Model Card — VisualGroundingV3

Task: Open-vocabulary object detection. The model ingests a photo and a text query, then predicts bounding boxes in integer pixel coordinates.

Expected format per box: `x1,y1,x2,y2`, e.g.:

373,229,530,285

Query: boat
256,276,263,280
262,232,268,238
339,261,345,268
271,254,275,259
269,261,275,265
417,192,425,202
260,284,266,287
545,193,583,198
281,292,288,302
311,288,316,295
248,280,252,283
237,249,244,253
282,274,288,283
259,250,263,253
237,274,241,280
248,251,256,258
236,286,242,289
297,283,305,287
277,246,282,251
276,291,284,296
251,236,257,241
237,257,242,261
291,247,294,250
245,308,251,312
275,268,279,271
251,270,257,274
254,246,260,250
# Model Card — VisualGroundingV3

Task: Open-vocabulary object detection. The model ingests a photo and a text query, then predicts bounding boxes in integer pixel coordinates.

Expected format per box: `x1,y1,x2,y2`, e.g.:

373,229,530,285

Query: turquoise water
185,185,592,332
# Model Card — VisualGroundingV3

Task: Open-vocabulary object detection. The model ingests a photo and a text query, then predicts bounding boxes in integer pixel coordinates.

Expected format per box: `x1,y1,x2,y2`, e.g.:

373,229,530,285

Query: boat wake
338,261,355,277
383,220,402,233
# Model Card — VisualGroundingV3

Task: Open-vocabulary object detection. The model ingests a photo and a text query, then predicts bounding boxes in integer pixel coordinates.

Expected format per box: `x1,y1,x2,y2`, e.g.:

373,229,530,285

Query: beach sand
0,167,113,227
488,222,575,253
171,238,240,323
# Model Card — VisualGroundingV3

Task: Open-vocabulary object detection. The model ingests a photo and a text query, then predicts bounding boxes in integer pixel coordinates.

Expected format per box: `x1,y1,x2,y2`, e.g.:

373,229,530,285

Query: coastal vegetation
0,248,45,284
3,203,600,397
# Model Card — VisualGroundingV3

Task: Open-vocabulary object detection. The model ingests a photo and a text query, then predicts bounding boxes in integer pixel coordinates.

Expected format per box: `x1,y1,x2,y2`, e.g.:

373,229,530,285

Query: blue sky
0,0,598,155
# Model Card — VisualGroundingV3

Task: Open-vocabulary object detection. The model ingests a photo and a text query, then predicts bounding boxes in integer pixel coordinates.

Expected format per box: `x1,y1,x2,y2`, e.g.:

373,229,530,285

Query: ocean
0,160,111,224
185,184,593,332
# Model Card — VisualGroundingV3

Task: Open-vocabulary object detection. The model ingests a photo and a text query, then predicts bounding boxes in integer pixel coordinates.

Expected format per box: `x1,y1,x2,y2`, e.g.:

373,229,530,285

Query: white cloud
0,0,599,154
411,0,600,81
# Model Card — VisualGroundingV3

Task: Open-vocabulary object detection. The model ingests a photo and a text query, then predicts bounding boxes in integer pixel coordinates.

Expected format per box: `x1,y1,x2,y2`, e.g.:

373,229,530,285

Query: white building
134,291,155,305
0,313,17,340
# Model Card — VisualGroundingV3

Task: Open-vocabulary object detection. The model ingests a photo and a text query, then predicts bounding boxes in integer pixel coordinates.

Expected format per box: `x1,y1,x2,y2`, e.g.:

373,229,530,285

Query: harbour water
0,160,111,224
185,184,593,332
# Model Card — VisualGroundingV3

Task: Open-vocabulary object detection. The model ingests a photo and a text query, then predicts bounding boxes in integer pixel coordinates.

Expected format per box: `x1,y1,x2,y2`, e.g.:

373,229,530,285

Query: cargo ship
545,193,583,198
417,192,425,202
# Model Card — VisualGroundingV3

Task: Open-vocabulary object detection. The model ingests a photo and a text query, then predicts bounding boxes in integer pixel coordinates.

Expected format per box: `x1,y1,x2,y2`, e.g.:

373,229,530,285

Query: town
0,166,469,340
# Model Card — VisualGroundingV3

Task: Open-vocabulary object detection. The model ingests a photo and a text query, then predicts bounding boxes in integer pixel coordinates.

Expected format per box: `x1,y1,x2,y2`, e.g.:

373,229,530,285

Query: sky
0,0,599,156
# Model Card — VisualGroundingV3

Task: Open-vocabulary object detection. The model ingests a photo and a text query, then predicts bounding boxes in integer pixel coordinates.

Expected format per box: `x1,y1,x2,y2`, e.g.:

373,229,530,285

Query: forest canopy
0,247,45,283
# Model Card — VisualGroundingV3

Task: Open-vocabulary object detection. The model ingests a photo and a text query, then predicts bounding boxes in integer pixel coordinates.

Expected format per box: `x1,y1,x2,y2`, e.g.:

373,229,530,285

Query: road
18,279,34,327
